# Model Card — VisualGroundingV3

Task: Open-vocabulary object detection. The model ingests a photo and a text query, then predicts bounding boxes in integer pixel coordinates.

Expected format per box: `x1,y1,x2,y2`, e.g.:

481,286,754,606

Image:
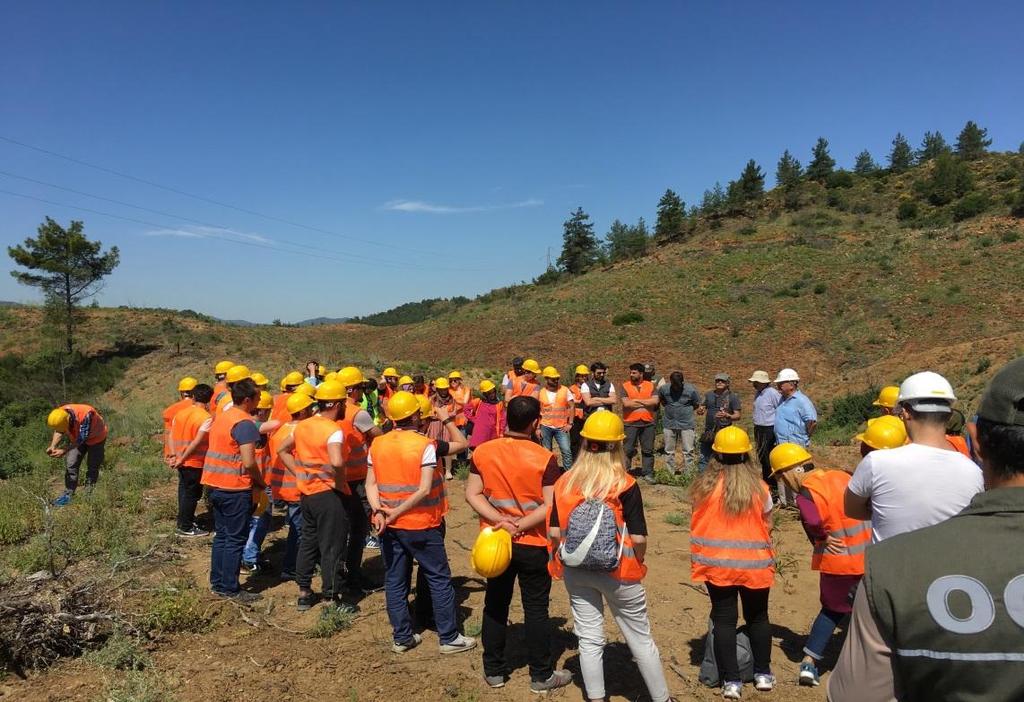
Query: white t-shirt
847,443,983,543
199,418,213,432
367,439,437,468
580,381,616,395
327,429,344,445
352,409,376,434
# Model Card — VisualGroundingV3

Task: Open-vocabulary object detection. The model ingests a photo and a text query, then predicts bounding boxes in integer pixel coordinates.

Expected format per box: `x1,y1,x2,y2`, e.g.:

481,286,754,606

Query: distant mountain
294,316,350,327
0,301,22,307
217,318,258,327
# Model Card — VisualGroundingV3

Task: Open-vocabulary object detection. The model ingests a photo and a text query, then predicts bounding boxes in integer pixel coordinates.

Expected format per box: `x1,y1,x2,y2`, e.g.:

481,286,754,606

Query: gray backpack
698,619,755,686
559,498,625,571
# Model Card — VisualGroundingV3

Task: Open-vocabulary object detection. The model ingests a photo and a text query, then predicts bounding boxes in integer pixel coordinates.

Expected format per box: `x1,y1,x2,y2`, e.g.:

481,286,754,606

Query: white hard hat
774,368,800,383
898,371,956,412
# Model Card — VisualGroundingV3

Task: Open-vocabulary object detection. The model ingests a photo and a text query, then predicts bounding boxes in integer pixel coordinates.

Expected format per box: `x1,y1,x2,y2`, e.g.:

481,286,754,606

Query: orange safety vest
292,415,349,497
549,474,647,582
569,384,584,420
369,429,444,530
270,392,292,425
472,437,551,547
268,422,300,503
62,404,107,446
690,474,775,589
162,397,193,458
450,386,471,427
210,381,228,413
169,404,211,469
509,377,539,398
946,435,972,459
337,399,370,483
540,385,572,429
201,406,255,490
801,470,869,576
622,380,656,424
213,391,233,416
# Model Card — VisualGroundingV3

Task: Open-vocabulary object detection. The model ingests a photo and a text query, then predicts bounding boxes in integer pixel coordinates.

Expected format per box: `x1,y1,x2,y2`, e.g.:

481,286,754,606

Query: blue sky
2,1,1022,322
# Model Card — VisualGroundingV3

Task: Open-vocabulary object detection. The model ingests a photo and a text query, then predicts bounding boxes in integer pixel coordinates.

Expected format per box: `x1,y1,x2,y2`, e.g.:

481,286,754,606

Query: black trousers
482,543,554,681
754,425,777,493
296,489,349,599
344,480,371,581
569,415,584,463
706,583,772,681
176,467,204,530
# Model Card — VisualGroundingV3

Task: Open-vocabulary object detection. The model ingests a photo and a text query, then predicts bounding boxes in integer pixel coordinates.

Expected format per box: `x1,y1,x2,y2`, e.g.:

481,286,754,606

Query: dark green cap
978,357,1024,426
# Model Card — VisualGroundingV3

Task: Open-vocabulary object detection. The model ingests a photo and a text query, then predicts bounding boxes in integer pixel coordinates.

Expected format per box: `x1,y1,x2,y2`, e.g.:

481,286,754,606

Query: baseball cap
977,357,1024,426
714,372,731,382
643,363,655,374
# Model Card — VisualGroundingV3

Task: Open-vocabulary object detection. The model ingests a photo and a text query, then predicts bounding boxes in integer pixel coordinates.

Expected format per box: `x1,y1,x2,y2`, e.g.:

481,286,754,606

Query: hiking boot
296,592,321,612
279,571,296,582
529,670,572,694
438,634,477,654
484,674,506,689
52,491,73,507
722,681,742,699
391,633,422,653
798,661,820,686
176,525,209,538
754,673,776,691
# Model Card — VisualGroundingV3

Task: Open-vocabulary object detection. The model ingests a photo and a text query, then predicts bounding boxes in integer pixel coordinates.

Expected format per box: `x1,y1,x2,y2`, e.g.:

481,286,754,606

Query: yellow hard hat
711,426,753,455
257,391,274,410
215,360,235,375
872,385,900,409
47,407,70,433
542,365,560,379
283,371,305,387
314,380,346,402
279,378,287,391
479,379,496,393
178,376,198,392
383,367,399,378
470,527,512,579
398,375,414,387
252,488,269,516
434,377,450,390
386,391,420,421
855,415,908,450
580,411,626,442
226,364,251,384
317,364,326,376
769,443,813,475
251,372,269,388
324,371,338,383
337,366,366,389
416,394,433,419
448,370,462,379
521,359,541,374
286,391,316,415
574,364,590,376
295,382,317,397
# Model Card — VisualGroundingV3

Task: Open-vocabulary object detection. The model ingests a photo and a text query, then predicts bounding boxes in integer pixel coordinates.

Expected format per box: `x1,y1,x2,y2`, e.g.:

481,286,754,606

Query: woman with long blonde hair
549,411,678,702
690,426,775,699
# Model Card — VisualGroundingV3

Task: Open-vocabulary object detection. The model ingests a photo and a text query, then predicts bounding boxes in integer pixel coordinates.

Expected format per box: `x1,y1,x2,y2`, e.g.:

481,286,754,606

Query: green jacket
865,487,1024,702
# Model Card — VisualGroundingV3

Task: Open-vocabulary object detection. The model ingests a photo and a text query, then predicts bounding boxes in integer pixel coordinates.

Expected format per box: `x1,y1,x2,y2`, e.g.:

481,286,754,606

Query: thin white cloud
143,225,271,243
382,198,543,214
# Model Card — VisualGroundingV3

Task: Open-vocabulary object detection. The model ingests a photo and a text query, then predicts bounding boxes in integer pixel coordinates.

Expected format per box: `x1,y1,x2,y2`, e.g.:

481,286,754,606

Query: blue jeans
382,525,458,645
699,437,714,471
804,607,847,660
282,501,302,576
243,504,272,564
541,425,572,469
209,488,250,594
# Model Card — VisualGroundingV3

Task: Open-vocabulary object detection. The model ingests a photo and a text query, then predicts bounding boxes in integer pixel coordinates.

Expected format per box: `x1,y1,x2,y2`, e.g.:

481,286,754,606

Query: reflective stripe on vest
473,437,552,547
623,380,655,424
569,384,584,419
200,407,253,490
292,415,348,496
510,378,539,398
369,429,442,530
803,470,869,575
268,422,300,502
690,474,775,589
169,404,211,469
540,386,572,428
338,400,370,482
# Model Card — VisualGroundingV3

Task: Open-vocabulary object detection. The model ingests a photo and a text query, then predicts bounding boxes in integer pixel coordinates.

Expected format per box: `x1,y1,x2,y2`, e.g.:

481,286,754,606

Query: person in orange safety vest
168,384,214,537
505,358,541,401
622,363,659,483
538,366,574,470
163,376,198,461
267,391,317,581
46,402,109,507
568,364,589,463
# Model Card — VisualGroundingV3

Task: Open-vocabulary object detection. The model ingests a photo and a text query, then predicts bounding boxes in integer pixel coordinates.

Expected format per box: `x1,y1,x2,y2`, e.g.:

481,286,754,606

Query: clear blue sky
2,1,1022,322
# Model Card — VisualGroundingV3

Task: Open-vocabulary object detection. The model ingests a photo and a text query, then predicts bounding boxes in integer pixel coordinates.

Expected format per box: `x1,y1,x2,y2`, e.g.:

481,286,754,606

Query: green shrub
814,387,879,445
825,170,854,189
663,511,687,526
86,631,150,671
307,605,356,639
1010,192,1024,218
143,586,210,634
813,283,827,295
953,192,989,221
611,311,644,326
897,199,918,221
1000,229,1021,243
737,224,757,236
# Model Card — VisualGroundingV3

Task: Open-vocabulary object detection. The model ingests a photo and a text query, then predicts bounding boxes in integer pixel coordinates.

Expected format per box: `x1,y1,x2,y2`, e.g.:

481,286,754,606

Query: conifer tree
956,121,992,160
888,133,914,173
654,189,686,239
556,207,600,275
736,159,765,200
853,150,878,175
806,138,835,182
775,149,802,189
917,131,951,162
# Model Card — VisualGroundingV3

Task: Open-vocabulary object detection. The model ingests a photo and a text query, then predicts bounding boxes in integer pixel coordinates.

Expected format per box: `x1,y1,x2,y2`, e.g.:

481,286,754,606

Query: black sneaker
280,571,296,582
297,592,321,612
176,526,210,538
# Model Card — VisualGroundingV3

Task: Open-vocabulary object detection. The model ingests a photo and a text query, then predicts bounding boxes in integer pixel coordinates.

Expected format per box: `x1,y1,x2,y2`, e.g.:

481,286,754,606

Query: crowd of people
40,354,1024,701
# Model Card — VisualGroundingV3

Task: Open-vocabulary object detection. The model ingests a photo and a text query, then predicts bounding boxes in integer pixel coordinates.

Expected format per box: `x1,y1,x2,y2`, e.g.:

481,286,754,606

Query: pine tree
736,159,765,200
806,138,835,182
920,153,974,205
775,150,802,189
853,150,878,175
605,218,648,261
701,182,726,213
956,120,992,160
917,131,950,162
8,218,120,354
888,133,914,173
556,207,600,275
654,189,686,239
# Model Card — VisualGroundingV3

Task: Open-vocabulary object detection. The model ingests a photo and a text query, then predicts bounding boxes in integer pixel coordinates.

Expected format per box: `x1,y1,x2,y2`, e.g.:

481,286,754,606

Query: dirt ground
5,460,851,702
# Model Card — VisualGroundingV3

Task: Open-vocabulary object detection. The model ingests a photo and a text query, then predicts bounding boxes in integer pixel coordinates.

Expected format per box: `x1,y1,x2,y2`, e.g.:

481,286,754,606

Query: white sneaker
439,634,477,654
391,633,422,653
754,673,776,691
722,681,742,699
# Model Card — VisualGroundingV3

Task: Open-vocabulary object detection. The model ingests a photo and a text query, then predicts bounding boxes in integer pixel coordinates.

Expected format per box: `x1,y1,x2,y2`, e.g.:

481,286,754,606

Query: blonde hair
690,454,766,516
564,441,629,500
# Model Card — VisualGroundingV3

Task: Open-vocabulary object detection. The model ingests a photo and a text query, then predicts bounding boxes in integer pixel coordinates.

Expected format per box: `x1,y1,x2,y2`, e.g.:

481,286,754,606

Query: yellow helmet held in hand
711,426,753,455
178,376,198,392
226,365,251,384
471,526,512,579
286,391,316,416
251,372,269,388
337,366,366,389
855,415,908,450
295,382,316,397
580,411,626,442
314,380,346,402
257,391,274,410
434,377,450,390
479,379,496,393
386,391,420,421
382,367,399,378
416,394,433,419
872,385,900,409
574,364,590,376
215,360,234,375
521,359,541,374
47,407,70,433
769,443,813,475
542,366,560,379
284,370,305,387
448,370,462,380
398,375,414,387
317,364,327,376
252,488,269,516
